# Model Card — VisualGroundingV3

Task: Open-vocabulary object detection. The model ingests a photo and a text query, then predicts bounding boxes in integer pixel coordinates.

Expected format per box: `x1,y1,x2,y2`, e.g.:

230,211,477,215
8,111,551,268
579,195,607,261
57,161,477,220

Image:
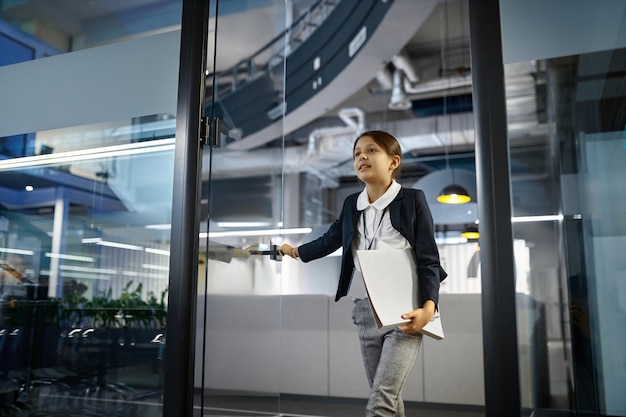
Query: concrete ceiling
2,0,545,177
203,0,544,184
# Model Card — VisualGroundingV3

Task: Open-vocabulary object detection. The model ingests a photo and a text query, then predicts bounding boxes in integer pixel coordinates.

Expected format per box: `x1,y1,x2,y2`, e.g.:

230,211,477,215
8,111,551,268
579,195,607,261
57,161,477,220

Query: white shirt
348,180,411,299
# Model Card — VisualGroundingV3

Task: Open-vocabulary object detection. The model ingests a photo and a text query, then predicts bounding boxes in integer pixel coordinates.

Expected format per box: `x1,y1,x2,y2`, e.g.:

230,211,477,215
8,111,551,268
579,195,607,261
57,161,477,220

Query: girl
279,130,446,417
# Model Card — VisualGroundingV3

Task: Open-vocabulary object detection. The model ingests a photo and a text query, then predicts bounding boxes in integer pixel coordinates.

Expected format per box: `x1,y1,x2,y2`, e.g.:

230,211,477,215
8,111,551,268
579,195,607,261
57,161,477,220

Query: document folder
356,248,444,340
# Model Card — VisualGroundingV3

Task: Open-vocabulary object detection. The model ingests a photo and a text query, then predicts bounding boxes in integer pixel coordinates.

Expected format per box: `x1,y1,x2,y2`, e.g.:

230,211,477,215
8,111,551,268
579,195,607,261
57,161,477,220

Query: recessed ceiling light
25,185,34,191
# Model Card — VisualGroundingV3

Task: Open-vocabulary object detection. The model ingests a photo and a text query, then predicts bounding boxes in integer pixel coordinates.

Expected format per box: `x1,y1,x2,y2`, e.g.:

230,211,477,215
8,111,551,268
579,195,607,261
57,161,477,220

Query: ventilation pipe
404,74,472,95
375,67,394,91
306,107,365,157
389,52,418,110
391,52,420,83
391,51,472,96
338,107,365,130
389,69,411,110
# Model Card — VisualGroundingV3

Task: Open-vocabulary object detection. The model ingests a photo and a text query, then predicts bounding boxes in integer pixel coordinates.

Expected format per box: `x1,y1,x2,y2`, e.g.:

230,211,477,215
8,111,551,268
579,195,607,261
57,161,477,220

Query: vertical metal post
163,0,208,415
48,187,68,298
468,1,521,416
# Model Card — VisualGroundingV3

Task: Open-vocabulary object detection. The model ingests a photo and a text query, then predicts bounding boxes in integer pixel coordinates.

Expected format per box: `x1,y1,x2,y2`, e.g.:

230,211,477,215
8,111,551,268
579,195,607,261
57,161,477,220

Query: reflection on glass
505,34,626,417
0,123,173,416
195,0,291,413
197,0,491,413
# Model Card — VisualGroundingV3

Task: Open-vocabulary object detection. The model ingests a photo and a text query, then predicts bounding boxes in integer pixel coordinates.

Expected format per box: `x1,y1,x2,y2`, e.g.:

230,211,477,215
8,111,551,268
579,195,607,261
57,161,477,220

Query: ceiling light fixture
512,214,564,223
45,270,110,281
0,247,34,255
205,227,312,238
461,225,480,240
145,224,172,230
60,265,117,274
45,252,94,262
0,138,175,171
145,248,170,256
122,270,168,279
437,181,471,204
142,264,169,271
216,221,273,228
81,237,144,251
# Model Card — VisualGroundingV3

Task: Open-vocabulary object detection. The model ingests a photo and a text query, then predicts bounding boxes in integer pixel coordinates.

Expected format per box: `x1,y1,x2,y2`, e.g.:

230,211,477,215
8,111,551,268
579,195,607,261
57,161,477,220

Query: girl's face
353,135,400,186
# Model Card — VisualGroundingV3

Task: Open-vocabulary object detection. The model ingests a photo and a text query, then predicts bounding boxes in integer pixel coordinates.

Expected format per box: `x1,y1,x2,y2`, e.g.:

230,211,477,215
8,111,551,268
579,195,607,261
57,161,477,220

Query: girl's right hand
278,244,296,258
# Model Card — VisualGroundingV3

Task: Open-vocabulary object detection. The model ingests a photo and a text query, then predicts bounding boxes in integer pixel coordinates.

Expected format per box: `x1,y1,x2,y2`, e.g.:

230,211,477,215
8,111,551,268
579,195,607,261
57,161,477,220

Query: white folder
356,247,444,340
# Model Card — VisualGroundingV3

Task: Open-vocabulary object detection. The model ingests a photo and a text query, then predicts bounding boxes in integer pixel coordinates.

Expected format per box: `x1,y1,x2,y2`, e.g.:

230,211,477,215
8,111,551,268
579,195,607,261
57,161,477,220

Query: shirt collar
356,180,401,211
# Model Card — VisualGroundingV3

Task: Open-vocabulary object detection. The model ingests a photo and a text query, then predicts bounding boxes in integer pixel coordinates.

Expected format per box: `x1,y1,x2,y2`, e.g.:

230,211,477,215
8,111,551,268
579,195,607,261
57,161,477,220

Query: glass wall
194,0,487,416
4,1,620,415
501,0,626,415
0,2,181,415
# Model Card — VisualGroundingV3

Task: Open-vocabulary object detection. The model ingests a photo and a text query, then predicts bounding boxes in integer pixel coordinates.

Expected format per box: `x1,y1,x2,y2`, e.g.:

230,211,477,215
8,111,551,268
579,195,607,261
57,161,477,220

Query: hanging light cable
436,0,470,205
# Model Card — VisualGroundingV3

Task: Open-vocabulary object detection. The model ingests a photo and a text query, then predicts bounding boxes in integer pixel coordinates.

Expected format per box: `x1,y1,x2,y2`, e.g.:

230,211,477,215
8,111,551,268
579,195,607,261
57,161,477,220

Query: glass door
194,1,289,415
191,0,494,416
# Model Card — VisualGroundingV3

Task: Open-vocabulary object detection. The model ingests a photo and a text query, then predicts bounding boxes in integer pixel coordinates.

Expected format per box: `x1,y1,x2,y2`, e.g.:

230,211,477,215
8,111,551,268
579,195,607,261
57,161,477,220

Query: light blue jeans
352,298,423,417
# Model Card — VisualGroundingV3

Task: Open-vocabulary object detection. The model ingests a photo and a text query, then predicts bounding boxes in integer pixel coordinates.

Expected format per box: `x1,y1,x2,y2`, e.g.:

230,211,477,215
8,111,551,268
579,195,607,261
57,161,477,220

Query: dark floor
194,392,578,417
0,389,575,417
195,392,485,417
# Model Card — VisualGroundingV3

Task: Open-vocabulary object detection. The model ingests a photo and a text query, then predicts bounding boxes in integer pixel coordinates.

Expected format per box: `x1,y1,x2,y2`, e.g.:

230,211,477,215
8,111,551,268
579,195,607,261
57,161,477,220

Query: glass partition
501,0,626,415
0,121,174,417
0,3,181,415
0,0,182,64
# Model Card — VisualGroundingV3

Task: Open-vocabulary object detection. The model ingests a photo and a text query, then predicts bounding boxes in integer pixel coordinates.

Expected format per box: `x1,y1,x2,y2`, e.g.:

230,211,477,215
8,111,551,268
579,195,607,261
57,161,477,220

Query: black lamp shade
461,225,480,240
437,183,471,204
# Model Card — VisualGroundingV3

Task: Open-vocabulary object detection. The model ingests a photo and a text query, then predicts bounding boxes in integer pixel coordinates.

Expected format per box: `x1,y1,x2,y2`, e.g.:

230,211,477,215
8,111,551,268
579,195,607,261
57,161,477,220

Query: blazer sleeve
298,204,345,263
412,190,447,308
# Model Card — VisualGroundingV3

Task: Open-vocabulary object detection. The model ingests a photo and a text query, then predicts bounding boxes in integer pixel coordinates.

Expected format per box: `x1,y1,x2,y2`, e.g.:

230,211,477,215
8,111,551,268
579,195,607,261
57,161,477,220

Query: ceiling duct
391,52,420,84
388,52,472,98
403,74,472,95
375,67,394,91
209,112,476,180
306,107,365,159
389,69,412,110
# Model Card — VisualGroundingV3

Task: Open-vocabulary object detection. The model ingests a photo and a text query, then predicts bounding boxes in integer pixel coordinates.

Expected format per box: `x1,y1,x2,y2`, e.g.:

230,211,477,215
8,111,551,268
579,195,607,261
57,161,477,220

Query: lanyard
362,208,387,250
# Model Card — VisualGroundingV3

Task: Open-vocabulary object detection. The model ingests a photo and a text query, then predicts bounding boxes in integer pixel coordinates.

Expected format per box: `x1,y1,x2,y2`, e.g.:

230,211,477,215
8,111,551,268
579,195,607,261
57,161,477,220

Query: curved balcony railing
206,0,336,102
205,0,395,143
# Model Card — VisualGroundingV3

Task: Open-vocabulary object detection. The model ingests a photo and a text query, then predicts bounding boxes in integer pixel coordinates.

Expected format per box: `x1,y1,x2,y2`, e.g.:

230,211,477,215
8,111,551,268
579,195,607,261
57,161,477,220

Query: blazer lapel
345,197,360,247
388,188,415,245
388,187,404,229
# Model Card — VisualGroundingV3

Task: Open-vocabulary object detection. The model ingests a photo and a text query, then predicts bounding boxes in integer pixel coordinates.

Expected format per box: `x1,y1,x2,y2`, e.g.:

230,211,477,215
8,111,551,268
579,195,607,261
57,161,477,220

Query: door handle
249,244,282,261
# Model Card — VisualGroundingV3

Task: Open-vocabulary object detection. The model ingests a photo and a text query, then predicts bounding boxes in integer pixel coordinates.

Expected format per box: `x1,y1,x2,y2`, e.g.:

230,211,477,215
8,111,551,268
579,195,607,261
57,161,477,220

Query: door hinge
199,116,210,147
200,116,230,148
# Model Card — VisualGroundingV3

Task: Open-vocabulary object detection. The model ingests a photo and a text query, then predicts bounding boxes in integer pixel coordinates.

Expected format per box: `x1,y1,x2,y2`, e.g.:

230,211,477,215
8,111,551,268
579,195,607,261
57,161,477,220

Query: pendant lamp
437,181,471,204
461,225,479,240
436,0,470,205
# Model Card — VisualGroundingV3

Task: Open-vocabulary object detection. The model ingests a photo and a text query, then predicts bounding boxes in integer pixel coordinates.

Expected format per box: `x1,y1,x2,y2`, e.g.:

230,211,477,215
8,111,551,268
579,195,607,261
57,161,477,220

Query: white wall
195,293,488,405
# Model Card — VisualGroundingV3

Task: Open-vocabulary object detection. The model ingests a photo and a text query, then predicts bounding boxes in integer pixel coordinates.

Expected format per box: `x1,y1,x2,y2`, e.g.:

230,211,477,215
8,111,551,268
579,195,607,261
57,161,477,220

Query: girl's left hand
398,300,436,334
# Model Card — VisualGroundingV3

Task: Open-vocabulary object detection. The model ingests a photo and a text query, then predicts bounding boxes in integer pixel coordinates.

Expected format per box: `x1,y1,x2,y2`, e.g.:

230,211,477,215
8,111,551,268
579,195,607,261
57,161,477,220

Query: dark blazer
298,187,447,307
